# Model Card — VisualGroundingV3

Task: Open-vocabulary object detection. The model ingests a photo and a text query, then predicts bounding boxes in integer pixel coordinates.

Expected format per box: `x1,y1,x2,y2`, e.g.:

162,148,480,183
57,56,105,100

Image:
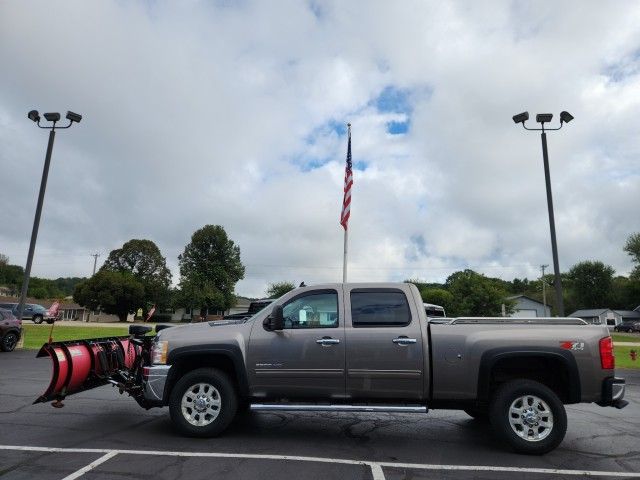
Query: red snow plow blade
34,326,152,406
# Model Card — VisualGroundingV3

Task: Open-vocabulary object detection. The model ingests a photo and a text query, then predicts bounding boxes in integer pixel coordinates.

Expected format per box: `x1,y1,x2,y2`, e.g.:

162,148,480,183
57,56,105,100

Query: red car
0,308,22,352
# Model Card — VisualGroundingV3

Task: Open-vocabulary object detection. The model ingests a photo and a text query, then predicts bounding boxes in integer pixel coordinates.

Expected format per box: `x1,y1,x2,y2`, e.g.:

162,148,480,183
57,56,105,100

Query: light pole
15,110,82,322
513,111,573,316
540,264,548,315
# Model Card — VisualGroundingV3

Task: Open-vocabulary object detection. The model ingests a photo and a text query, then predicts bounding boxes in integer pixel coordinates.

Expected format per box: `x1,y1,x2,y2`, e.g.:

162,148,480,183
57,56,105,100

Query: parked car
0,308,22,352
614,321,640,333
424,302,446,317
0,302,56,324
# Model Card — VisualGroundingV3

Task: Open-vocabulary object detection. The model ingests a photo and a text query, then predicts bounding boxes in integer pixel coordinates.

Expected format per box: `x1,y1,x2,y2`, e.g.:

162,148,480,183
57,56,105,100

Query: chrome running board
250,404,427,413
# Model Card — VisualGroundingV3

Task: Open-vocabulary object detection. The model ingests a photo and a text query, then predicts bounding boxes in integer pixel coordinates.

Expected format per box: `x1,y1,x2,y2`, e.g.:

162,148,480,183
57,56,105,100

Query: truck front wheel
489,379,567,455
169,368,238,437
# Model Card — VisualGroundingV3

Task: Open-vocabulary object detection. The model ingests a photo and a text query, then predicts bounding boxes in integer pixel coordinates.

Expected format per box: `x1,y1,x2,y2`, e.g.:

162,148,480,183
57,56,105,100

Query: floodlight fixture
66,111,82,123
560,111,574,124
536,113,553,124
28,110,40,123
512,112,529,124
43,112,61,122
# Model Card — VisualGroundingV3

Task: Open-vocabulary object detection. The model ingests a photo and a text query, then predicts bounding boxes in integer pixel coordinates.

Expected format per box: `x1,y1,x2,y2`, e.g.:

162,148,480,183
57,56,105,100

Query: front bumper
597,376,627,409
143,365,171,404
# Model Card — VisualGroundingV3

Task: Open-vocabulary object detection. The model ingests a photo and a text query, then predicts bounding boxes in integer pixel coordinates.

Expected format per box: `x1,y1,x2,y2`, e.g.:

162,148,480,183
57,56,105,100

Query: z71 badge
560,341,585,351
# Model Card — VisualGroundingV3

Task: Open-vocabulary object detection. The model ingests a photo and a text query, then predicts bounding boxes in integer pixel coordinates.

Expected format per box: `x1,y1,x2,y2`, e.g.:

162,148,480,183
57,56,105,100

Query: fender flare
166,344,249,397
476,346,581,403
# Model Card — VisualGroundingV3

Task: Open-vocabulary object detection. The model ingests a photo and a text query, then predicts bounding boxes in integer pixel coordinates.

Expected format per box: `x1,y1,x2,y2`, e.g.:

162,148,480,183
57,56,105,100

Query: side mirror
263,305,284,331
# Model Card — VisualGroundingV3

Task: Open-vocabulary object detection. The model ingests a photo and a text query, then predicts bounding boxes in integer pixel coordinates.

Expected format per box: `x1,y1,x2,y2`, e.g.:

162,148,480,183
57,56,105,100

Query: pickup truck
35,282,626,455
140,282,626,454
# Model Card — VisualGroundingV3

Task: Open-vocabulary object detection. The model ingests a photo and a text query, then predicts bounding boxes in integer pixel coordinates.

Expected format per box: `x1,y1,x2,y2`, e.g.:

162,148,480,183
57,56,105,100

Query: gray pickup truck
141,282,626,454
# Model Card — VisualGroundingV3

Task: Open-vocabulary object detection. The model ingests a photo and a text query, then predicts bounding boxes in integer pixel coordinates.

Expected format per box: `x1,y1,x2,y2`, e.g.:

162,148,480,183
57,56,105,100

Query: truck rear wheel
33,315,43,324
489,379,566,455
169,368,238,437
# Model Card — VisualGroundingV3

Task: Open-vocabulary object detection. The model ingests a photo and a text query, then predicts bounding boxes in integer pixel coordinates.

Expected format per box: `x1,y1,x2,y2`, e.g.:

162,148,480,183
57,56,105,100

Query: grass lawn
20,324,130,350
614,345,640,369
611,332,640,343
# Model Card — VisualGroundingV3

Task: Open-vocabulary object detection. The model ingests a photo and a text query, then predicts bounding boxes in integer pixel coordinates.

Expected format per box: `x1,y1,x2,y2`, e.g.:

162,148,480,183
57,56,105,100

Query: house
616,310,640,323
0,295,132,323
506,295,551,318
170,297,255,322
169,307,226,322
568,309,640,326
570,309,618,326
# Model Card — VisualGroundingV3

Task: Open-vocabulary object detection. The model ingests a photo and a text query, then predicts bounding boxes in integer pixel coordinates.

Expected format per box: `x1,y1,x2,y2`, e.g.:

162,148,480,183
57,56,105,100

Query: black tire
464,407,488,420
1,332,19,352
46,319,54,324
169,368,237,437
489,380,567,455
33,315,43,324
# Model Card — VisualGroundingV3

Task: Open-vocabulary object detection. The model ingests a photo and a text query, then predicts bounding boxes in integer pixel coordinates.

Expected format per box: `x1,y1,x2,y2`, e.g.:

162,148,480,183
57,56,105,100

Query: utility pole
91,253,100,275
541,264,549,315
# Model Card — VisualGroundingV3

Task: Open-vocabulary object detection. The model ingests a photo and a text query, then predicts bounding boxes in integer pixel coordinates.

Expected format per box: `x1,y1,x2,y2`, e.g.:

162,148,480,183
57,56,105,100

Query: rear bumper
143,365,171,404
597,376,627,409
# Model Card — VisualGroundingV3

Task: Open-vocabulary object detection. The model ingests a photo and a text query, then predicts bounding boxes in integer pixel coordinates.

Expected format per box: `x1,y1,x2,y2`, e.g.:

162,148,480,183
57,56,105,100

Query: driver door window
282,292,338,329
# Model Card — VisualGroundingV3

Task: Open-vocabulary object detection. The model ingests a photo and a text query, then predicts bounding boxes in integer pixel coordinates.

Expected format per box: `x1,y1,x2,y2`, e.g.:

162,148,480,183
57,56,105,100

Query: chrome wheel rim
508,395,553,442
181,383,221,427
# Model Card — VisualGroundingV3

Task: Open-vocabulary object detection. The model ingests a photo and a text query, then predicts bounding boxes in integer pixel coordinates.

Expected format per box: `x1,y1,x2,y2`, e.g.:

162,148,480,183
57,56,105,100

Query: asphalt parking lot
1,350,639,479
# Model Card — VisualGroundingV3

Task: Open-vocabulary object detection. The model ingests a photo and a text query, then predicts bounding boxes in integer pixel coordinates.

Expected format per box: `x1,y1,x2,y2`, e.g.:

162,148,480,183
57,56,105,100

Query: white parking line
61,451,118,480
1,444,640,479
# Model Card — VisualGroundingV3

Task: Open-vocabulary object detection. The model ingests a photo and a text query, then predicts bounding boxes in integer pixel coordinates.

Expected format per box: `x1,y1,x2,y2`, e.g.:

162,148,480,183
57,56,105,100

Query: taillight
599,337,615,369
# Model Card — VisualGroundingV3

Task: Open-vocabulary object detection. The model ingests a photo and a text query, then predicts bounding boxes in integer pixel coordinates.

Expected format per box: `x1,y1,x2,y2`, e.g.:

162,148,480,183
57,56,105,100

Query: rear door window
350,290,411,327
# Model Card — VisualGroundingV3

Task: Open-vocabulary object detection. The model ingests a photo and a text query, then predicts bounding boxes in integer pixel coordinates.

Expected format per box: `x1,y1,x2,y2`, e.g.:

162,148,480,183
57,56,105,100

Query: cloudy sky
1,1,639,297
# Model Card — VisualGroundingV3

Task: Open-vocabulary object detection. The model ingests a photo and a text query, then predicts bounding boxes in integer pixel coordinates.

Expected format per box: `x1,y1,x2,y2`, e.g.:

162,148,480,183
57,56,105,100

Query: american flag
146,305,156,321
340,125,353,230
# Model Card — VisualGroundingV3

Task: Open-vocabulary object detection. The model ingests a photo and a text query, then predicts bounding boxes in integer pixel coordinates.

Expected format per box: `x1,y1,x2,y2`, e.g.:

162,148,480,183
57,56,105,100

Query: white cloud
0,0,639,297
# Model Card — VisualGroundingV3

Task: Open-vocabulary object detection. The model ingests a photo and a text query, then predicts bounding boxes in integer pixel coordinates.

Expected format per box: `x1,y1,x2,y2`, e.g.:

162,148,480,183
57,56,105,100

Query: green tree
445,269,514,316
0,262,23,295
610,276,640,310
266,281,296,299
101,239,172,311
0,253,8,266
567,261,615,309
624,232,640,279
419,287,455,314
178,225,245,315
74,270,145,322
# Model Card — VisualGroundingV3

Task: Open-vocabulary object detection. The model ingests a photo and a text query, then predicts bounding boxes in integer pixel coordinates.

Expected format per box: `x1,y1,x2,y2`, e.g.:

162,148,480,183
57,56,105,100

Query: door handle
316,337,340,346
392,337,417,346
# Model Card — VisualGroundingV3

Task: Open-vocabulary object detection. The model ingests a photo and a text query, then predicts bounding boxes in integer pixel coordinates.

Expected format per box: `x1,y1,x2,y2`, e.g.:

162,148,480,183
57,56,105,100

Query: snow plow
34,325,159,408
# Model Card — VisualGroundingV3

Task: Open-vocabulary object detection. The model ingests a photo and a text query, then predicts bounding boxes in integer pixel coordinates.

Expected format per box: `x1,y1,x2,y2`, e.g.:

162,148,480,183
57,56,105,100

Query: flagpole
342,123,351,283
343,226,348,283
